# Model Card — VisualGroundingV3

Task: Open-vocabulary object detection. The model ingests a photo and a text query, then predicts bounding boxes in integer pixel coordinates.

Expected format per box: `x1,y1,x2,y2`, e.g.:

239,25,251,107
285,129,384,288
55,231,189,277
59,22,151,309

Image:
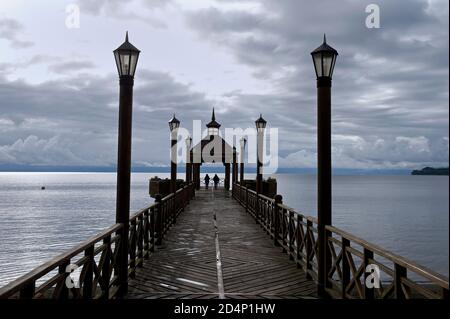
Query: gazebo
189,109,238,190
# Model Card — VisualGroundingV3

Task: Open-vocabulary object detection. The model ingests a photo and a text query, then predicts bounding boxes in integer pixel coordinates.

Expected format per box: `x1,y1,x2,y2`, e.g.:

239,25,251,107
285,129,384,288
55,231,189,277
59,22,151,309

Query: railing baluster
273,195,282,247
305,219,313,280
83,246,94,299
296,215,302,268
281,208,287,253
394,263,407,299
137,215,144,267
363,248,375,299
288,210,294,260
129,219,137,278
245,187,249,213
102,235,111,299
155,195,163,245
58,261,70,299
143,209,149,259
150,208,155,252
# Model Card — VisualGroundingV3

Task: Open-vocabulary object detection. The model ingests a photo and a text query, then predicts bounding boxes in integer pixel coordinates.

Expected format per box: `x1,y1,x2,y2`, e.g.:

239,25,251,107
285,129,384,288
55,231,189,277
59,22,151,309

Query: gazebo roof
206,108,221,129
190,109,235,164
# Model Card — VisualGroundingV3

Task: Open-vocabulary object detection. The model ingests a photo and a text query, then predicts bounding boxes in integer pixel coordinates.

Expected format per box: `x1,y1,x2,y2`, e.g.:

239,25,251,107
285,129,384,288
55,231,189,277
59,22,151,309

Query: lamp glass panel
129,52,139,77
313,53,323,77
322,52,334,77
114,51,122,76
119,51,131,76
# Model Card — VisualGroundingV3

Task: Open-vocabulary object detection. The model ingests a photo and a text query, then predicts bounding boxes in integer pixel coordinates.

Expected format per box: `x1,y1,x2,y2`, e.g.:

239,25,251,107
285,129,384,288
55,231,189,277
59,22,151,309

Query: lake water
0,172,448,287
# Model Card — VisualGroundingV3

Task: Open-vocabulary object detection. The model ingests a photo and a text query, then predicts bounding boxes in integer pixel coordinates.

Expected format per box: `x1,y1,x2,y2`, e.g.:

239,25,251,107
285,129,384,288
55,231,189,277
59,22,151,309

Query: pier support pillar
224,163,230,190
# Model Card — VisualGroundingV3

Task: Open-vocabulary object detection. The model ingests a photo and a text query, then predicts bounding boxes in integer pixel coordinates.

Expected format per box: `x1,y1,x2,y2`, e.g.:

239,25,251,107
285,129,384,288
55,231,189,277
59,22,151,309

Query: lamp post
185,136,192,183
240,137,246,184
311,34,338,297
255,114,266,194
113,31,140,295
169,114,180,193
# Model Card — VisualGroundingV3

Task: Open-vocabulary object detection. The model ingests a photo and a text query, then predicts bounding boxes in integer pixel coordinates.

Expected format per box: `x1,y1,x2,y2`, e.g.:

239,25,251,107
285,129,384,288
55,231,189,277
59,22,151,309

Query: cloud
0,17,34,48
0,1,448,170
0,68,212,167
76,0,173,28
184,0,449,169
48,61,96,74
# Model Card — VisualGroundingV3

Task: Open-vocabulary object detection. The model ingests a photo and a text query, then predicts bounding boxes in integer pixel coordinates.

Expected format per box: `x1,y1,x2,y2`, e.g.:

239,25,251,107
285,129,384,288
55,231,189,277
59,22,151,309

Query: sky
0,0,448,170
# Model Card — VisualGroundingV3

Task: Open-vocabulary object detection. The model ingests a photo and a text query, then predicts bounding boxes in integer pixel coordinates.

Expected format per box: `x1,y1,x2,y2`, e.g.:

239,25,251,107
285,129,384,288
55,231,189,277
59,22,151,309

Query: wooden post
232,148,237,186
273,195,282,247
129,219,136,278
224,163,230,190
394,263,407,299
58,261,70,299
240,155,244,184
288,211,294,260
341,238,350,299
245,187,249,213
305,219,313,280
296,215,302,268
102,235,111,299
19,281,35,299
155,194,163,245
364,248,375,299
143,210,149,259
150,208,155,252
83,246,94,299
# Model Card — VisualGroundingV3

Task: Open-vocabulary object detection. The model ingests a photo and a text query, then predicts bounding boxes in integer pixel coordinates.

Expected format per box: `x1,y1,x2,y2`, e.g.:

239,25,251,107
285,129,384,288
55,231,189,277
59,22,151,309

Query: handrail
231,182,449,299
0,223,123,298
326,225,449,288
0,182,196,299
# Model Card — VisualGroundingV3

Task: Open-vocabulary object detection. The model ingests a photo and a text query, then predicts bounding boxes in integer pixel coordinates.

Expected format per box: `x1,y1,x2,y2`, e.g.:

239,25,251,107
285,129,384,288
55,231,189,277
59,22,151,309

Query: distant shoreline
0,166,429,176
411,167,449,176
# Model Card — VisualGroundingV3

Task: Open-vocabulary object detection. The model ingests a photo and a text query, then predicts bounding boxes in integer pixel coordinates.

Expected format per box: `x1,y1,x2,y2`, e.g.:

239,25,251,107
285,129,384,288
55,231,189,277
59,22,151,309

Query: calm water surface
0,172,448,286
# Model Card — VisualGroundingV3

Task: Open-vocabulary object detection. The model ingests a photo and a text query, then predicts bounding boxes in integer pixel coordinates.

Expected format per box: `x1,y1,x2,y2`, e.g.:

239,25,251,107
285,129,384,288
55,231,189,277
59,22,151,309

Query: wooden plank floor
127,188,317,299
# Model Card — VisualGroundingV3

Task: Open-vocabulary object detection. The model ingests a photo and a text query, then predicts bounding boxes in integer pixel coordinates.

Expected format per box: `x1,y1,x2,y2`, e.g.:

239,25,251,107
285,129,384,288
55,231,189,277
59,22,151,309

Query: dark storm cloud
185,0,449,168
0,1,448,169
48,61,97,74
0,70,211,166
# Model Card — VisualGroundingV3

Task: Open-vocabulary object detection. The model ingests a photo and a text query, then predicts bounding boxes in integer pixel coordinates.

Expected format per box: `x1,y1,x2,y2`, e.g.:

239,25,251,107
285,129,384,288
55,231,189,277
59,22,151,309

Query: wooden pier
127,188,316,299
0,182,448,300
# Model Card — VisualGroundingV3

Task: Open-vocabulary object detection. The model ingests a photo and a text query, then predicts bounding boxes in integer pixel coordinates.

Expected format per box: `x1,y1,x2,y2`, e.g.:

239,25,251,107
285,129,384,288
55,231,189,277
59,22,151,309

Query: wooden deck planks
126,188,317,299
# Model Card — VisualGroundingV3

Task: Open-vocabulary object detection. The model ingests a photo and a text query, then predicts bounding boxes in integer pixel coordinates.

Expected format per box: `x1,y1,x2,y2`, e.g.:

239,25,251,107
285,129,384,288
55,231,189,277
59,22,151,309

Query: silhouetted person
213,174,220,189
204,174,210,189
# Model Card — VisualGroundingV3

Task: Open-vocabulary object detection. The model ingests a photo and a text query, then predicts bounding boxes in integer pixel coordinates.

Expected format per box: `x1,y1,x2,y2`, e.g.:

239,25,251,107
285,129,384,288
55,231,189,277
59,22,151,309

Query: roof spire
323,33,327,44
212,108,216,121
125,31,129,42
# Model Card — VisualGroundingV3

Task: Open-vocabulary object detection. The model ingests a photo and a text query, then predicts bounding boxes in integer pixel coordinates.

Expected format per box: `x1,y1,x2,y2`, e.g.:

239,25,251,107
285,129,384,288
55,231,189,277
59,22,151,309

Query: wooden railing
0,182,195,299
232,183,449,299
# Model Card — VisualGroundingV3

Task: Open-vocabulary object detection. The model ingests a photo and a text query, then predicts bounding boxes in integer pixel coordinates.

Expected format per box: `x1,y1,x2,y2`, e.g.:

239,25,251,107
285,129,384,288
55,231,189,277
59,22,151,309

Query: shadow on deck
127,188,317,299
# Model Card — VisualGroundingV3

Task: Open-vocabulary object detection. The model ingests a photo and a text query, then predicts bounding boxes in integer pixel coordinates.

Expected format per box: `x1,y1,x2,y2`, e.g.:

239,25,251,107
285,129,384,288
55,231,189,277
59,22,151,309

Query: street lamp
255,114,266,194
240,137,247,184
311,34,338,298
113,31,140,296
169,114,180,193
185,136,192,183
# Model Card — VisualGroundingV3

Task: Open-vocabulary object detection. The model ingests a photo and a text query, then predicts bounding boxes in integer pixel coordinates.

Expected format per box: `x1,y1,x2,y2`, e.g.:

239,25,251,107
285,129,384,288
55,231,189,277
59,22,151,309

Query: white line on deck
211,188,226,299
